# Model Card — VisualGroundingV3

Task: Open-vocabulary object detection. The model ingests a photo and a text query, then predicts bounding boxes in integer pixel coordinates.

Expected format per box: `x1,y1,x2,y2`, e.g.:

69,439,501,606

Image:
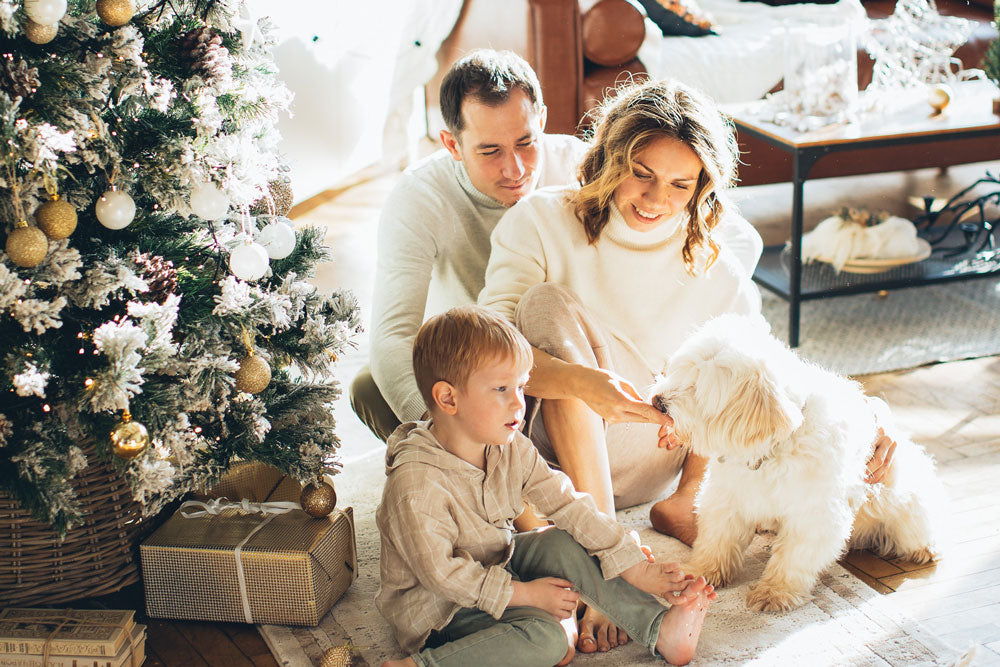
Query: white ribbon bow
178,498,303,623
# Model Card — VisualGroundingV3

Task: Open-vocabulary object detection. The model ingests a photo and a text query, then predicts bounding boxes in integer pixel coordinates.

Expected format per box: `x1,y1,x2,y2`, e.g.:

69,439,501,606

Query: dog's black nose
652,394,668,414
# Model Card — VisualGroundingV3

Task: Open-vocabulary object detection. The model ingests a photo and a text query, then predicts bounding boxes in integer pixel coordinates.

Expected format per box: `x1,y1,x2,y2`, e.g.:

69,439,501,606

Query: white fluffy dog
649,314,943,612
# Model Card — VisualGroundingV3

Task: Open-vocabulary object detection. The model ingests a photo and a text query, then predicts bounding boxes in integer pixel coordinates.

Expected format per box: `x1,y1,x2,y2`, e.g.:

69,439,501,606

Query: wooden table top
724,80,1000,149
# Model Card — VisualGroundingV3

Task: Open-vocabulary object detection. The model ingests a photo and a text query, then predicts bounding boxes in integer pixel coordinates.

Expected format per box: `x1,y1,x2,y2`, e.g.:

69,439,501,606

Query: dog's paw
745,582,809,612
899,546,938,565
685,561,729,588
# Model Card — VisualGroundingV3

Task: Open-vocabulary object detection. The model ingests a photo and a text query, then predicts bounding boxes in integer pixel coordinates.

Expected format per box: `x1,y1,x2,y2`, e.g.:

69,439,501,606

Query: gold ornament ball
96,0,135,26
35,198,78,240
5,224,49,268
24,19,59,44
928,84,952,114
251,180,294,217
234,354,271,394
300,480,337,518
110,416,150,459
320,644,351,667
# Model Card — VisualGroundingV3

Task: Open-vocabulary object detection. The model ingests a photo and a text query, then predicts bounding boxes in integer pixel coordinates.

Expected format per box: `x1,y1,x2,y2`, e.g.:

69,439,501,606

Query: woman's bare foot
557,612,578,666
650,493,698,547
381,658,416,667
654,577,715,665
577,604,629,653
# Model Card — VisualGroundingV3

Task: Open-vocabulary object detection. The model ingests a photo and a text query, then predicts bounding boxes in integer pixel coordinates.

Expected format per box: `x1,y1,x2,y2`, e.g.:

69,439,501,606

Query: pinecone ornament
179,27,233,88
131,251,178,304
0,54,40,101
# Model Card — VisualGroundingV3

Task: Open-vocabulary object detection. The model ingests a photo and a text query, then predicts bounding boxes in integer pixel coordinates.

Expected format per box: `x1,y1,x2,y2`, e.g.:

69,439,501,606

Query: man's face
440,88,546,207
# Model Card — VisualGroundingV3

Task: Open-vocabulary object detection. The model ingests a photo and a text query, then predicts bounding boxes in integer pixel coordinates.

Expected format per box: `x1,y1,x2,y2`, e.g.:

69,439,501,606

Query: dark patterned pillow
635,0,716,37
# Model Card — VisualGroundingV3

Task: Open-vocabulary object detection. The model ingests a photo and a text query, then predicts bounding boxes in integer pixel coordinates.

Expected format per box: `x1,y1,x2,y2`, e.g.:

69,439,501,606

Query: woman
479,78,896,654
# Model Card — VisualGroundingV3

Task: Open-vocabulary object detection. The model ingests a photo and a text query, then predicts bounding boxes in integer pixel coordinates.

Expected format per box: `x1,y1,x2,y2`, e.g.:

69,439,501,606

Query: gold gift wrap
195,461,304,503
140,505,356,626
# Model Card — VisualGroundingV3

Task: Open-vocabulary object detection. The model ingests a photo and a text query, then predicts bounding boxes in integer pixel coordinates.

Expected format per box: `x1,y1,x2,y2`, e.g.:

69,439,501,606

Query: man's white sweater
371,138,763,423
480,186,762,377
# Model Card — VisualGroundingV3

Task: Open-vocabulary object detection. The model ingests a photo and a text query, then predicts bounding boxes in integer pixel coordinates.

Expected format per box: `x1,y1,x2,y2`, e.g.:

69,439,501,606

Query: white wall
250,0,464,202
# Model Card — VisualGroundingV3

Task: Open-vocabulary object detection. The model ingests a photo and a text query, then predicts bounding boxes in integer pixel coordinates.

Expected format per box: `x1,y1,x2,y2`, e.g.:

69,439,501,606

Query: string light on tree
24,0,67,25
257,220,296,259
229,240,269,281
189,183,230,220
34,194,77,240
95,0,135,27
109,410,149,459
5,220,48,268
95,189,136,229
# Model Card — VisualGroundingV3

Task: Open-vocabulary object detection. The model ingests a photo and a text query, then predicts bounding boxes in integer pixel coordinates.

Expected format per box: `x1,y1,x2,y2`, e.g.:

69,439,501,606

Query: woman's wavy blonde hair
571,79,738,274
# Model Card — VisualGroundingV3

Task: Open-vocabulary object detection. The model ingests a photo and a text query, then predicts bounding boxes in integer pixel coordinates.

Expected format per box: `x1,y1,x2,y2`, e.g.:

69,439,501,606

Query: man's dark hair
439,49,543,138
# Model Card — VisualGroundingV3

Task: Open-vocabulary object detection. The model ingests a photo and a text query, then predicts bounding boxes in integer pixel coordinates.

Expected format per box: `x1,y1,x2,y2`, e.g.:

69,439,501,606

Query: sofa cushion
583,0,647,67
635,0,716,37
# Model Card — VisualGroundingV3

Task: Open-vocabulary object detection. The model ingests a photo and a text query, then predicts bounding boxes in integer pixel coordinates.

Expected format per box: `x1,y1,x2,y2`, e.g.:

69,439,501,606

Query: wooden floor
75,162,1000,665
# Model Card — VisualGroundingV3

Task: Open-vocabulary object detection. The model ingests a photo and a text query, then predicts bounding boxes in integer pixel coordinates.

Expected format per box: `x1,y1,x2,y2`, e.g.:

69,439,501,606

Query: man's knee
349,366,400,442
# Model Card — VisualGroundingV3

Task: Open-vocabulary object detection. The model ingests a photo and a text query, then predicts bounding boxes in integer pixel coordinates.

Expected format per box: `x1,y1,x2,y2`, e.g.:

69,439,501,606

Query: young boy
376,305,714,667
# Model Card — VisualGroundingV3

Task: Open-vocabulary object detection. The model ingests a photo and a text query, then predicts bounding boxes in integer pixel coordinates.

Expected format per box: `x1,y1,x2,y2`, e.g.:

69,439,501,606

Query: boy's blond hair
412,305,533,411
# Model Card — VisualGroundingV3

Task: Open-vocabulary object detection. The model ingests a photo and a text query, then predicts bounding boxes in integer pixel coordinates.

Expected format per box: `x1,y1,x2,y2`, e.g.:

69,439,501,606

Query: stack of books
0,608,146,667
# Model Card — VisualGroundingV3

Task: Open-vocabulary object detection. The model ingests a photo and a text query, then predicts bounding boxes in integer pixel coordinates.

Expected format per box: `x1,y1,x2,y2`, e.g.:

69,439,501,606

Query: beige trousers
514,283,686,509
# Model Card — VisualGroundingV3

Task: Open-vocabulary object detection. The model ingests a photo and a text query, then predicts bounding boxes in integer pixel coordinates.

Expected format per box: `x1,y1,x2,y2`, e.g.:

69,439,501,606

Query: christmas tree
0,0,360,536
985,0,1000,87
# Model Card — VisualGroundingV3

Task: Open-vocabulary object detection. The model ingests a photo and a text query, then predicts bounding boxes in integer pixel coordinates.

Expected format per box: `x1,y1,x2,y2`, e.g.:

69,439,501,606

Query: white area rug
259,447,961,666
761,278,1000,377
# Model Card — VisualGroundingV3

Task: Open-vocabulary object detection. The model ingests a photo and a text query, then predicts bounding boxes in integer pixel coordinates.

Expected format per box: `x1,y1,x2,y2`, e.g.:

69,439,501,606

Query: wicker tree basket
0,444,147,607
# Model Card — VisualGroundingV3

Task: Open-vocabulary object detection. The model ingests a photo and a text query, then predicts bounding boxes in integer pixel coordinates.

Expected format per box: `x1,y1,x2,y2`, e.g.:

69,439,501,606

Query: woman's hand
574,366,669,426
866,427,896,484
657,417,684,450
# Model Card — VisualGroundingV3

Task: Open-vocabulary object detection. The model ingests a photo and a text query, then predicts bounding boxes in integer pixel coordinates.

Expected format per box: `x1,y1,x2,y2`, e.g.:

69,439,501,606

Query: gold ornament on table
34,194,77,239
320,644,352,667
300,480,337,518
5,220,49,268
24,19,59,44
96,0,135,26
110,410,150,459
927,83,952,115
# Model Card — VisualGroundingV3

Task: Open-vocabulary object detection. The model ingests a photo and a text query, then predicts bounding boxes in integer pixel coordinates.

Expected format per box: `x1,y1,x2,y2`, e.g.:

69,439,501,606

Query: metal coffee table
727,81,1000,347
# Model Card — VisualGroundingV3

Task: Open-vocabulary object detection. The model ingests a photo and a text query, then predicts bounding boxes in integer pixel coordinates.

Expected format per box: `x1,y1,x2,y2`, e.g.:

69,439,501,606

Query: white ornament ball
24,0,66,25
95,190,136,230
229,242,270,281
257,220,296,260
189,184,229,221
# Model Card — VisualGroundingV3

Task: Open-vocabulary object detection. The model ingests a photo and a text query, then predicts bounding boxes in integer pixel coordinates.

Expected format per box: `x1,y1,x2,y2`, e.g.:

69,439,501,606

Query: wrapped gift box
141,504,355,626
0,608,145,667
195,461,304,503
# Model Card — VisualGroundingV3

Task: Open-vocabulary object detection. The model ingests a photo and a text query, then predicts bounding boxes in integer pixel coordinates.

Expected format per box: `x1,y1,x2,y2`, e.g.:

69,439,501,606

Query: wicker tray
0,444,147,607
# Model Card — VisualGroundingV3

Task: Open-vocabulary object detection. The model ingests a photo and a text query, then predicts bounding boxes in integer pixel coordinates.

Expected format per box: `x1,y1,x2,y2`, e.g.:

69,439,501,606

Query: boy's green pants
412,527,670,667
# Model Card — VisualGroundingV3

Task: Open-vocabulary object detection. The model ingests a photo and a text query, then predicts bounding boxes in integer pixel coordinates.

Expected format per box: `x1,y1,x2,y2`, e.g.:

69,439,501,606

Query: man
352,49,763,443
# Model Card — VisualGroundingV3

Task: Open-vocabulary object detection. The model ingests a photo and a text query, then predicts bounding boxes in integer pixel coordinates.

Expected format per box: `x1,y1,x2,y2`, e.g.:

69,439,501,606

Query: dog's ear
718,365,804,447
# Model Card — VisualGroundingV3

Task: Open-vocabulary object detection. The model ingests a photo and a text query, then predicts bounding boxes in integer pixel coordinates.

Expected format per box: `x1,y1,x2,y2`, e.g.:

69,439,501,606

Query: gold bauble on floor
300,480,336,518
5,223,49,268
35,197,77,239
96,0,135,26
110,413,150,459
234,354,271,393
24,19,59,44
320,644,351,667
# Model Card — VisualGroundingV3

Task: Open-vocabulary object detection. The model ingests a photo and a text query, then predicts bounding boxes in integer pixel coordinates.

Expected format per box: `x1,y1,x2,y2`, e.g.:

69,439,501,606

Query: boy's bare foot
650,493,697,546
577,605,629,653
381,659,416,667
557,612,578,666
655,577,714,666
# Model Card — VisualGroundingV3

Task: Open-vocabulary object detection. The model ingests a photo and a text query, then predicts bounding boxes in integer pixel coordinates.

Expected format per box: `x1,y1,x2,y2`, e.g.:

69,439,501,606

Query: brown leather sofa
527,0,998,185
